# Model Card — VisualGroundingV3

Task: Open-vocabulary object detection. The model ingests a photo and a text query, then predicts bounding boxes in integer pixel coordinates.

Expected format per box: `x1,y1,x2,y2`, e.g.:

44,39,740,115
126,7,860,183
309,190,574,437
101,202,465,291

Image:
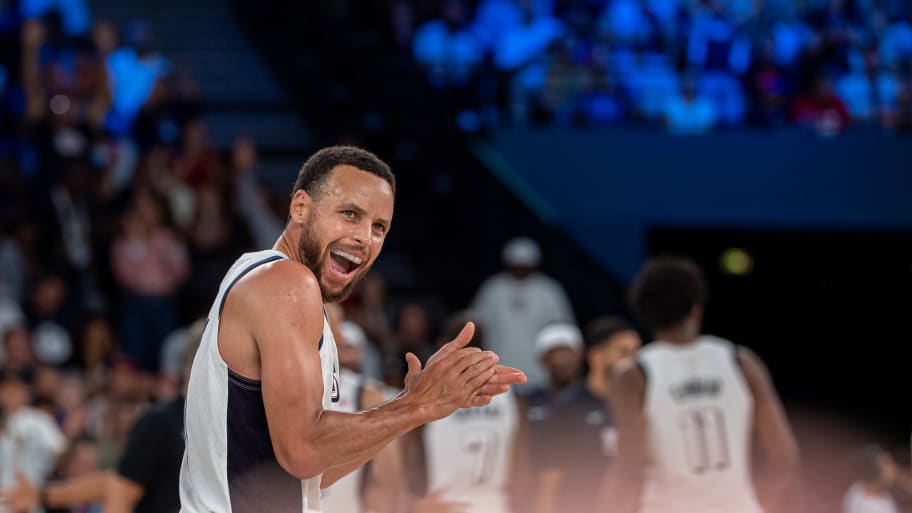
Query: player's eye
373,223,386,235
341,210,356,219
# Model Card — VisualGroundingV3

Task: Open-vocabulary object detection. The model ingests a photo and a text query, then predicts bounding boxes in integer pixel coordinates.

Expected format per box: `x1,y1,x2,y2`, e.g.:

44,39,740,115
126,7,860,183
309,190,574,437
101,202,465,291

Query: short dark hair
629,256,708,332
584,316,635,349
292,146,396,198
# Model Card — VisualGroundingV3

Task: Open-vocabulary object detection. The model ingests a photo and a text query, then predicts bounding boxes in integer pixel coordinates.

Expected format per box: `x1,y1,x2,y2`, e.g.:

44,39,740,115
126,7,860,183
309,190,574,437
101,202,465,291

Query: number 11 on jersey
679,407,731,474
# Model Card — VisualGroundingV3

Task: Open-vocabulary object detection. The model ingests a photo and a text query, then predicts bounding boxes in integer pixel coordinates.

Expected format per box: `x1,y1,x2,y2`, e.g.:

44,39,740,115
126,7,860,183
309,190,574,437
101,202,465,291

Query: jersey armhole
218,254,285,316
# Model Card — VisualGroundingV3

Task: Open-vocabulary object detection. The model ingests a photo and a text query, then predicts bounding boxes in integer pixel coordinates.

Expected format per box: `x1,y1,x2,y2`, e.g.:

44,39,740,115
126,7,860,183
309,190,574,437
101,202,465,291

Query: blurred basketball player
602,256,800,513
404,312,529,513
321,303,406,513
179,147,525,513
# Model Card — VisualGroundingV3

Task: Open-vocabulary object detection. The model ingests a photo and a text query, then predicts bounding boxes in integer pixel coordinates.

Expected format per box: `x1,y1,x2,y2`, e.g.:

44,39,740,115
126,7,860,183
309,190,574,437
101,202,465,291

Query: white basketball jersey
637,336,761,513
320,368,376,513
424,390,519,513
180,250,340,513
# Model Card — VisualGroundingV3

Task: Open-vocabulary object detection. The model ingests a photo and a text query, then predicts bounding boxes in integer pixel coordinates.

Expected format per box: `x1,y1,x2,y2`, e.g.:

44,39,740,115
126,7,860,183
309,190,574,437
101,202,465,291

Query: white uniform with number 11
637,336,762,513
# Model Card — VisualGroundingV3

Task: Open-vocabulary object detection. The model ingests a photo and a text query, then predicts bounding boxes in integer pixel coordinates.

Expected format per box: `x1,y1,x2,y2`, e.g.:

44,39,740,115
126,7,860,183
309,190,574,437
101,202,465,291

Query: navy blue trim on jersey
226,371,301,513
218,254,285,316
228,368,261,391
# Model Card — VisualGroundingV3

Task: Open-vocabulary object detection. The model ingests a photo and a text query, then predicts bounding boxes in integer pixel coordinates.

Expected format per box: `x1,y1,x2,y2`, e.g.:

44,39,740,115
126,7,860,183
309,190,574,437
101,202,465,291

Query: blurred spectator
578,72,627,125
158,318,205,401
0,299,25,363
878,15,912,68
664,74,718,134
772,7,813,67
746,38,790,126
232,137,283,249
492,0,563,72
173,118,221,189
0,371,67,490
622,50,680,121
339,319,384,383
2,326,37,380
413,0,485,88
105,21,170,136
20,18,107,189
836,49,875,122
385,302,435,388
20,0,91,37
110,189,189,370
843,446,900,513
78,313,115,396
792,76,851,134
141,146,195,231
597,0,655,45
0,228,25,304
184,176,250,319
346,272,394,352
471,237,574,390
54,371,90,440
539,41,591,124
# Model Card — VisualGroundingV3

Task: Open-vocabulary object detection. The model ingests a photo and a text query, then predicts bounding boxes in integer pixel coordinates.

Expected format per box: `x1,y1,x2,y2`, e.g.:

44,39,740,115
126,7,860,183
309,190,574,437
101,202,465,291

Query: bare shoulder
229,259,323,318
734,346,772,388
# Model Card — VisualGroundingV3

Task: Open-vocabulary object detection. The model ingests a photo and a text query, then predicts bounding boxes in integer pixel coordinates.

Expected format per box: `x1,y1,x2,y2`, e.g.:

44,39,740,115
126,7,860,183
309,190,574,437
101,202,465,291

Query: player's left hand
423,323,526,406
469,364,526,406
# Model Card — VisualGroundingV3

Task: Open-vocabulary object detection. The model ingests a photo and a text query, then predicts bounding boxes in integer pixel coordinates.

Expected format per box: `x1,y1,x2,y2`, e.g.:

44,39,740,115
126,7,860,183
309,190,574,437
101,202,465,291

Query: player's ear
289,189,313,224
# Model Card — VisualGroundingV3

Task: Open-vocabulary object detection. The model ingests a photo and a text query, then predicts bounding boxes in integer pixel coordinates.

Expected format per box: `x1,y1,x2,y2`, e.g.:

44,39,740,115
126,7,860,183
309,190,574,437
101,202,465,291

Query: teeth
331,249,363,265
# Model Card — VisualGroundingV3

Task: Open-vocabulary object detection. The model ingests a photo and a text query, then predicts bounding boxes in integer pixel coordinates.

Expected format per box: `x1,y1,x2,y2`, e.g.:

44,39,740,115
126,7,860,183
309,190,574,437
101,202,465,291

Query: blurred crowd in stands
0,0,289,505
402,0,912,134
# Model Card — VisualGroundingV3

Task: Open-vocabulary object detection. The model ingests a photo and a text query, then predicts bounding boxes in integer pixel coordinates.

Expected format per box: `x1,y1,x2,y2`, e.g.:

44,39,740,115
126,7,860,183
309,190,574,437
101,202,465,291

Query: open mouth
328,248,364,280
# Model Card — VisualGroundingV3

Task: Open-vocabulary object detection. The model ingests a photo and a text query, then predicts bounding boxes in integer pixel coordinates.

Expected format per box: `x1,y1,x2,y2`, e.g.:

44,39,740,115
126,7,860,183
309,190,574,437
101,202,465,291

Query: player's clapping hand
402,322,525,422
410,487,471,513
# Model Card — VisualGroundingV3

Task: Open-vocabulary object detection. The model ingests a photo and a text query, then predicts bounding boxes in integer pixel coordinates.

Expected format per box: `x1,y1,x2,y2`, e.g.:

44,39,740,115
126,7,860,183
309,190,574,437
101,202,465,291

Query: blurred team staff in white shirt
471,238,575,391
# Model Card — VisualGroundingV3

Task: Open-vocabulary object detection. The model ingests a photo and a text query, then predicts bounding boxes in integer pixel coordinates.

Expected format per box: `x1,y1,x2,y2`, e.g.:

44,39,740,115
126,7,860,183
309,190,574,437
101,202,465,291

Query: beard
298,215,370,303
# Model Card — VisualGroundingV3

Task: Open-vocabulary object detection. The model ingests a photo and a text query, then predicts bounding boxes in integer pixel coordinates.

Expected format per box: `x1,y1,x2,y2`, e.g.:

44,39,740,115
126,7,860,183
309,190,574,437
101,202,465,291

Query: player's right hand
402,322,522,422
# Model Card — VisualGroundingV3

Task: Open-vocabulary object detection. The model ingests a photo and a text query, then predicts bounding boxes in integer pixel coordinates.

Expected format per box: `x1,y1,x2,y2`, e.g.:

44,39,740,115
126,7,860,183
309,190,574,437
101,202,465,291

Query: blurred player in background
602,256,801,513
526,319,639,513
322,303,406,513
842,446,899,513
405,311,529,513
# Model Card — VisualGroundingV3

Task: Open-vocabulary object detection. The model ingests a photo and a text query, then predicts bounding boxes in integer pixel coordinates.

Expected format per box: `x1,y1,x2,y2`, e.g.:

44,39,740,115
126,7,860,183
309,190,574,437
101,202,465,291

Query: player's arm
359,384,409,513
246,263,525,481
599,364,647,513
0,470,110,512
737,347,802,512
103,474,144,513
